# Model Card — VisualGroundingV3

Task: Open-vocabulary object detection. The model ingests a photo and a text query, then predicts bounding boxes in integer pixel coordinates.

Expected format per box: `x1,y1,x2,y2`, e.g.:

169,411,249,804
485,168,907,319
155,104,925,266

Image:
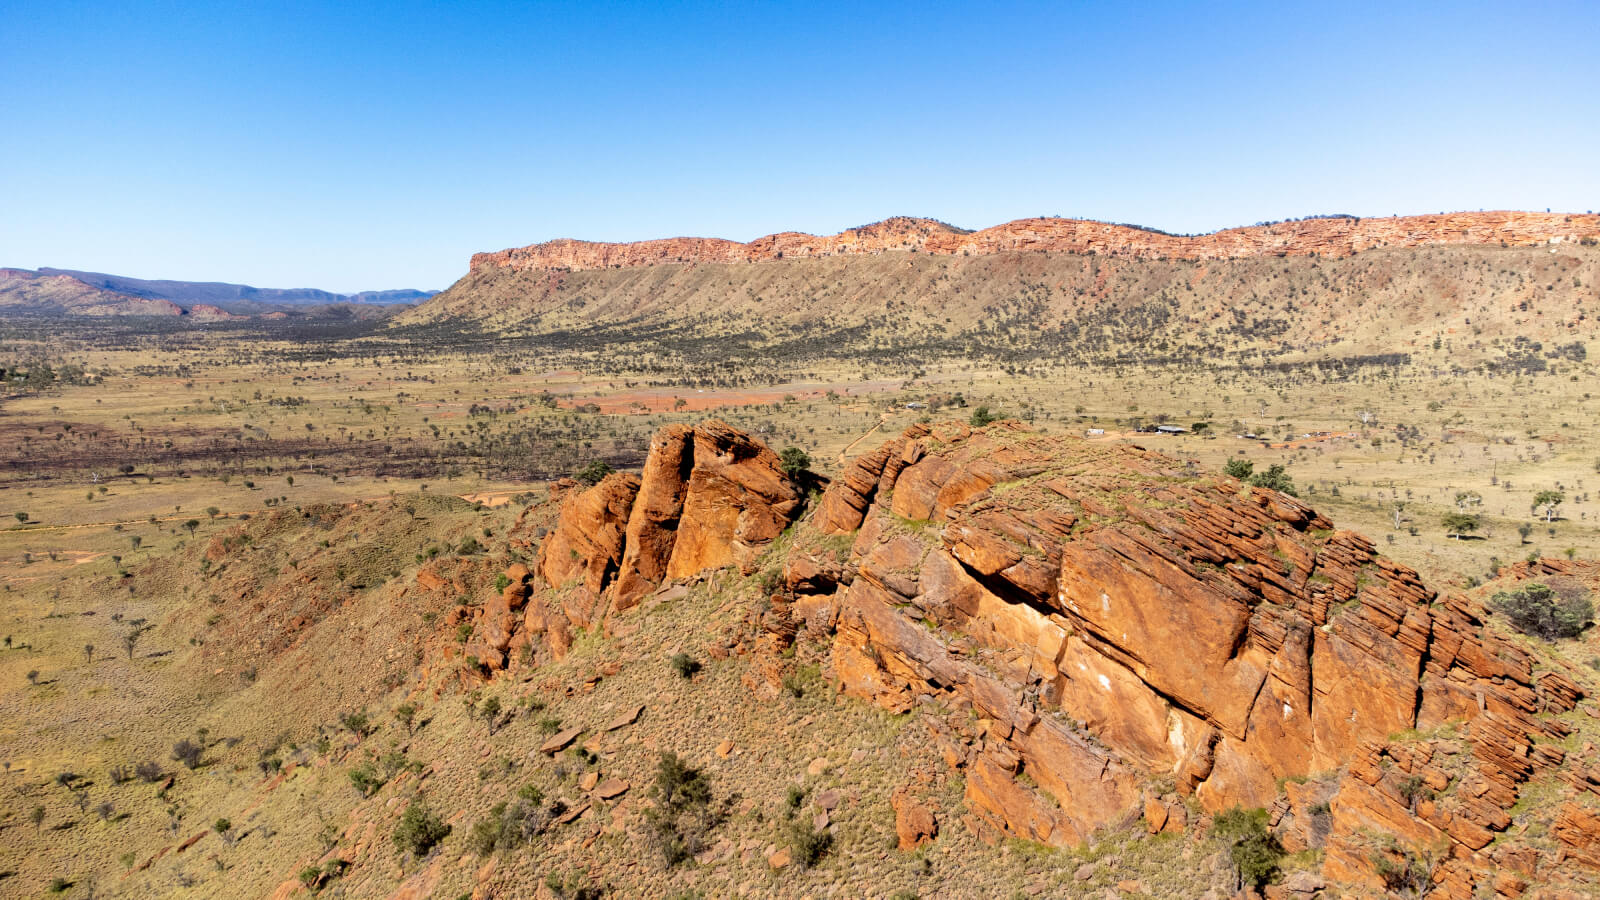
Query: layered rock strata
781,422,1595,896
471,211,1600,273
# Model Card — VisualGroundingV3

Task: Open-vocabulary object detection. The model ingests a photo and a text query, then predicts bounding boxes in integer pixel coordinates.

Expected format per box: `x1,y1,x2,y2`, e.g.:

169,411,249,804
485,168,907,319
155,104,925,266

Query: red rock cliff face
469,211,1600,273
783,423,1595,897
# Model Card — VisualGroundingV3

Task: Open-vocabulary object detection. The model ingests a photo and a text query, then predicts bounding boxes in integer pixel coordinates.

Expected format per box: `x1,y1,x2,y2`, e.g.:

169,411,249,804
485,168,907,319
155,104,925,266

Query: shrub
1248,464,1298,496
968,406,998,427
778,447,811,478
135,760,164,782
1223,458,1254,479
784,819,833,869
669,653,701,679
456,537,482,555
349,764,386,796
1396,775,1431,810
172,739,203,769
340,710,372,737
1492,582,1593,640
478,695,503,730
1213,806,1281,889
468,813,505,856
394,702,418,733
1372,846,1438,895
469,796,558,855
392,802,449,857
574,461,614,486
644,752,722,866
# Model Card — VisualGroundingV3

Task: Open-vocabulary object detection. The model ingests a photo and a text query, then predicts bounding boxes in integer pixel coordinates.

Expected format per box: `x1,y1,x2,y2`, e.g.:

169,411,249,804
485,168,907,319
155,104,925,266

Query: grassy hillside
407,245,1600,366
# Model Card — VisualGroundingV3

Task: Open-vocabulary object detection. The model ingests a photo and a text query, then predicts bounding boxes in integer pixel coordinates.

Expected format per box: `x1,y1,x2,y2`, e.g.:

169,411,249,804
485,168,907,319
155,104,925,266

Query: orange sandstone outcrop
483,420,807,668
483,418,1597,896
470,211,1600,273
775,421,1597,897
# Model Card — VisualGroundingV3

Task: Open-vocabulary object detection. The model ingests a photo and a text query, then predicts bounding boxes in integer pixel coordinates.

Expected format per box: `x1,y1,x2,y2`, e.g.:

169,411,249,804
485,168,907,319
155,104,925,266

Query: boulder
892,788,938,849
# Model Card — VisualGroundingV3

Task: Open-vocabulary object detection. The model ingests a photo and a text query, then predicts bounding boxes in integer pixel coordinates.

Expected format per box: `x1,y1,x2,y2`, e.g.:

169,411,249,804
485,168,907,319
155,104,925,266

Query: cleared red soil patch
558,380,901,414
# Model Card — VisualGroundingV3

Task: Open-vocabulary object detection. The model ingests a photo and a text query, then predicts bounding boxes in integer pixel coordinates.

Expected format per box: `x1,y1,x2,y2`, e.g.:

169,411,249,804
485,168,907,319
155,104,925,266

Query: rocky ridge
0,267,185,316
446,421,807,674
490,418,1600,897
469,211,1600,274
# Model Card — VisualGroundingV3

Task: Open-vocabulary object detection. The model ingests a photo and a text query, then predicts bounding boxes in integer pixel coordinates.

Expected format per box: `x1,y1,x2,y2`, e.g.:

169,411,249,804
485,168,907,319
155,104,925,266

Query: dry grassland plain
0,258,1597,897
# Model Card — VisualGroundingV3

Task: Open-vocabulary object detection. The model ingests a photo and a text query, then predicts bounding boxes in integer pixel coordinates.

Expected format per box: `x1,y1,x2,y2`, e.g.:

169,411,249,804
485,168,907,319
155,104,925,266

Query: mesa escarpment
476,418,1599,897
469,211,1600,273
413,218,1600,355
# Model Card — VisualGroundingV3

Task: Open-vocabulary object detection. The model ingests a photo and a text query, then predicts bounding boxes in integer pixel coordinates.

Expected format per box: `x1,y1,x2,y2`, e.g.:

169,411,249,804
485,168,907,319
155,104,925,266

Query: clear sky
3,1,1597,293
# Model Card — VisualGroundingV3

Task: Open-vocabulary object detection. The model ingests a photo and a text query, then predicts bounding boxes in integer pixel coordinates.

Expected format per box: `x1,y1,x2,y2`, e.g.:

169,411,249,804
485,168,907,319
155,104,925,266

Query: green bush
349,763,386,796
669,653,701,679
969,406,998,427
468,796,558,855
1492,582,1592,639
644,752,721,866
1213,806,1281,889
1248,464,1298,496
1224,458,1254,479
574,461,614,486
784,819,833,868
778,447,811,478
392,802,449,858
340,710,372,736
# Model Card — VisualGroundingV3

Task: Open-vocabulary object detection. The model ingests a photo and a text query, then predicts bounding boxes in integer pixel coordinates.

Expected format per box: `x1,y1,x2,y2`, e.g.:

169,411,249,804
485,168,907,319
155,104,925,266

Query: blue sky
3,1,1597,292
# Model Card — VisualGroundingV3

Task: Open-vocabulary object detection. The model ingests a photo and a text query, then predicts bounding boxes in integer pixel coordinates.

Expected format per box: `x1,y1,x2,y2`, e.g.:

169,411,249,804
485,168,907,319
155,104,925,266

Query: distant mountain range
37,268,436,306
0,267,435,321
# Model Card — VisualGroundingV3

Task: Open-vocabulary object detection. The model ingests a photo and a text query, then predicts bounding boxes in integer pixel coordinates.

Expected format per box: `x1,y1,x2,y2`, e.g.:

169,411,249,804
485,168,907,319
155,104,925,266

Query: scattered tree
1442,512,1480,540
778,446,811,478
643,751,722,866
1249,464,1298,496
1532,489,1565,523
1224,459,1254,480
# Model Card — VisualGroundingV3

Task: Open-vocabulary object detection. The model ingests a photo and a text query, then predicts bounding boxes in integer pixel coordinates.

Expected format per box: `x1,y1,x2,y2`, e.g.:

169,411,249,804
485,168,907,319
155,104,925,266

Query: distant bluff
469,211,1600,273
